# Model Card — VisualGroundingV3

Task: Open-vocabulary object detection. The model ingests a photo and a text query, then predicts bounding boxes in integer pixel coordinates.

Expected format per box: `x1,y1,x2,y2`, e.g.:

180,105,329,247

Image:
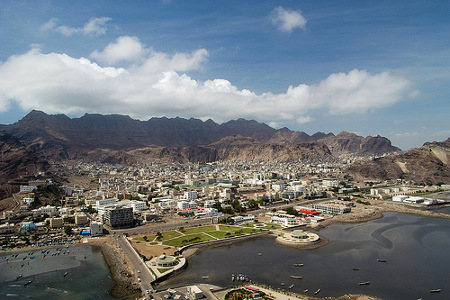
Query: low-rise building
90,221,103,236
187,285,203,300
50,217,64,228
75,213,89,226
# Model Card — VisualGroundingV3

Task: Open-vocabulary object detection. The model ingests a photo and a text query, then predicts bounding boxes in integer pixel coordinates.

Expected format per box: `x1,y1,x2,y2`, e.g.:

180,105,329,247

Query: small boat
377,259,387,262
288,284,294,289
201,275,209,279
231,274,235,281
303,289,308,293
353,268,360,271
290,275,302,279
314,289,321,295
64,272,68,277
24,280,33,286
294,263,304,267
359,281,370,285
258,252,263,256
429,289,441,293
16,274,23,280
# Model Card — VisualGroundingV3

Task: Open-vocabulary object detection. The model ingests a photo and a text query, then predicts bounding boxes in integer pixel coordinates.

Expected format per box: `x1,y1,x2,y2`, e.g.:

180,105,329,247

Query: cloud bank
0,36,411,125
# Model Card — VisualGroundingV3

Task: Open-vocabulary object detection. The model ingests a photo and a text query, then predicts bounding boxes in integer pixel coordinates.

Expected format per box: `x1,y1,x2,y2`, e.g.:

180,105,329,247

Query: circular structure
154,255,178,267
290,230,309,239
275,229,321,248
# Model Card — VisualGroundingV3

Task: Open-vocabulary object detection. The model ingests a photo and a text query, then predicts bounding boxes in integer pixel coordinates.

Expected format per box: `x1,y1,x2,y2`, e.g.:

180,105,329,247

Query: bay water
0,245,114,300
158,212,450,300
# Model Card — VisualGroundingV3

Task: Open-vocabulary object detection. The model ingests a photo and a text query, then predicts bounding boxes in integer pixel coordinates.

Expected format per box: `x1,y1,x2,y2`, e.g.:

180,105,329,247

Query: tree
156,231,163,240
64,225,72,235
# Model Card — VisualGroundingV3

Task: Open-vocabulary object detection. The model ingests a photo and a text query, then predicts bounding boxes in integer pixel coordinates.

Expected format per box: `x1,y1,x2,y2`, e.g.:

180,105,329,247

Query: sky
0,0,449,151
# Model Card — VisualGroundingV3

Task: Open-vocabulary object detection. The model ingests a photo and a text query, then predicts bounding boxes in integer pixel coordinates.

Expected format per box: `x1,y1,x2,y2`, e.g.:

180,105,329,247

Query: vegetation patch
183,225,216,234
163,233,216,247
157,268,173,274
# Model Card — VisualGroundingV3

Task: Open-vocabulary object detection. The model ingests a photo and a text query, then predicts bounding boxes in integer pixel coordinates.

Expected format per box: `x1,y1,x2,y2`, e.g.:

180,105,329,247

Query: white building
187,285,203,299
184,191,198,200
177,201,190,210
232,214,255,225
32,205,57,217
129,200,146,211
393,195,408,202
90,221,103,236
96,198,118,209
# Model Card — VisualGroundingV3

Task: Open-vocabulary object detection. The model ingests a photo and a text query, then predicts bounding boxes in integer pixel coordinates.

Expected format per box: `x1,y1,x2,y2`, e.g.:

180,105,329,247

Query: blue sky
0,0,449,150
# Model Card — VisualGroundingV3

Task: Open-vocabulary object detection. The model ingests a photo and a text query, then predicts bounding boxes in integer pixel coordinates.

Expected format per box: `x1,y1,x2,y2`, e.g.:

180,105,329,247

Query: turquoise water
0,245,114,300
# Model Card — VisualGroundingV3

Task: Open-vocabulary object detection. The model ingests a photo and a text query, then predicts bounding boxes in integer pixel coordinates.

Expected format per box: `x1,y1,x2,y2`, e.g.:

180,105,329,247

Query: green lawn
163,233,216,247
207,230,240,239
218,225,239,231
158,230,183,241
182,225,216,234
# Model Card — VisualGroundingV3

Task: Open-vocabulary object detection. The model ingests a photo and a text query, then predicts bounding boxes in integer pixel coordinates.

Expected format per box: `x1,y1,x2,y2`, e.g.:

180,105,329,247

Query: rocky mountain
348,138,450,184
0,110,401,162
0,131,50,200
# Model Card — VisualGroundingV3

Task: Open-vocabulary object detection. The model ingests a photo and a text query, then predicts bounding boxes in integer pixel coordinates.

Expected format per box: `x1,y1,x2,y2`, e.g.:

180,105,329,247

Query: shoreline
88,236,141,299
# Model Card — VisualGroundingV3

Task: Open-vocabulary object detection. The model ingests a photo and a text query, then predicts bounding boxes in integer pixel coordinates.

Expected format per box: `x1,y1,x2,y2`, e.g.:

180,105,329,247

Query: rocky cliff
0,131,50,200
348,138,450,184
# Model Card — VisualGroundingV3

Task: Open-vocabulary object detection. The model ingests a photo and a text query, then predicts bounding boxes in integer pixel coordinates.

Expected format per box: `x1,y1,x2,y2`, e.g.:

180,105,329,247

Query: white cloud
91,36,146,64
271,7,306,33
0,41,412,123
41,17,112,36
296,116,314,124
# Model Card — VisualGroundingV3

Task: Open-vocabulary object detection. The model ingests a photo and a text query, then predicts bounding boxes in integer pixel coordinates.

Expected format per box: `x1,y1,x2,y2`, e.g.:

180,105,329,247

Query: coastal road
115,233,155,295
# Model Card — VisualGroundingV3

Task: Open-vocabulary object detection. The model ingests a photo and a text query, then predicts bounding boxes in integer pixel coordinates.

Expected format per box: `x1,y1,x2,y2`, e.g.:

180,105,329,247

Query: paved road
114,233,155,296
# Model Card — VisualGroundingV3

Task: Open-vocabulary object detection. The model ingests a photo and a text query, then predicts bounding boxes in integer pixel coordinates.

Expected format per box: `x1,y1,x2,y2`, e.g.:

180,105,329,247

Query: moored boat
290,275,302,279
303,289,308,293
288,284,294,289
359,281,370,285
429,289,441,293
24,280,33,286
314,289,321,295
294,263,304,267
353,268,360,271
64,271,68,277
377,259,387,262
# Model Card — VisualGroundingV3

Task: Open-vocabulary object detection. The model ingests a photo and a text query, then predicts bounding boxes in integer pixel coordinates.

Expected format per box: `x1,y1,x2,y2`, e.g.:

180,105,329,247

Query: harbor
155,212,449,300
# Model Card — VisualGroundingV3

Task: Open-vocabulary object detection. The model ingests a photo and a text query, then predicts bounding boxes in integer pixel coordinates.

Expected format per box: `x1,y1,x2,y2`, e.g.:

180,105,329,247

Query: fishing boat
24,280,33,286
290,275,302,279
314,289,321,295
359,281,370,285
294,263,304,267
429,289,441,293
377,259,387,262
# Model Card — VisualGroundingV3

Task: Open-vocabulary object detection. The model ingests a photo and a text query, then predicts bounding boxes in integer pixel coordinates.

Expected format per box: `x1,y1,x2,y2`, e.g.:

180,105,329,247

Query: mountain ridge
0,110,402,161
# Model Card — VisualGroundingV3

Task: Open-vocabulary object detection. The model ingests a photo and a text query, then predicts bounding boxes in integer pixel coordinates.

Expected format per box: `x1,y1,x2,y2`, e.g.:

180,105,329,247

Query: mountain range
0,110,401,162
